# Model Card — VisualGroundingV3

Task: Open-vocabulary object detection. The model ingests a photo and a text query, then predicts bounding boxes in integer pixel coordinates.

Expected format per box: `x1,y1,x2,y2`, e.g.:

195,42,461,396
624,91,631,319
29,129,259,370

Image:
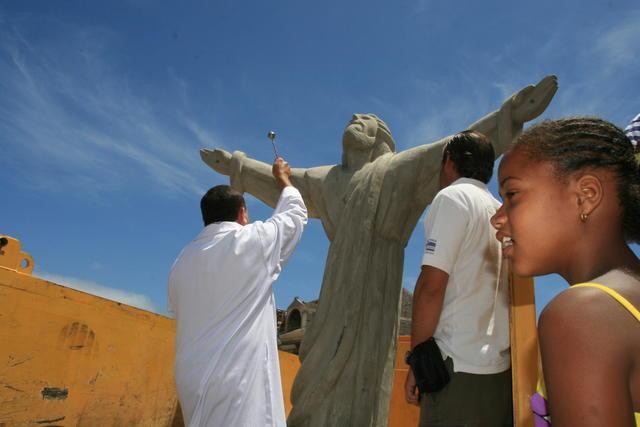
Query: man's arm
410,193,467,342
410,266,449,348
256,158,308,278
200,148,319,216
405,265,449,405
404,190,467,405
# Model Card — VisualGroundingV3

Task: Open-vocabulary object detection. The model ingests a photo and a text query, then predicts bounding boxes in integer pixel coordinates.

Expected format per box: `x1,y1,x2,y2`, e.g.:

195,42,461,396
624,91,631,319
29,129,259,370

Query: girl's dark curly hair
513,117,640,243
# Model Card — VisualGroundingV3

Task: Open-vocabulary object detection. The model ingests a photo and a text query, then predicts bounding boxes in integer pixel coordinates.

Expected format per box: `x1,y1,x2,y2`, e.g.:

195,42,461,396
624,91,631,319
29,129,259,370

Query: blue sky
1,1,639,317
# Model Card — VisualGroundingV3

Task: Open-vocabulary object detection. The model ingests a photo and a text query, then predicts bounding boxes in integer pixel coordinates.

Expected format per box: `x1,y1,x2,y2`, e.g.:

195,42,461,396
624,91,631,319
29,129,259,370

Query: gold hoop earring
580,212,588,223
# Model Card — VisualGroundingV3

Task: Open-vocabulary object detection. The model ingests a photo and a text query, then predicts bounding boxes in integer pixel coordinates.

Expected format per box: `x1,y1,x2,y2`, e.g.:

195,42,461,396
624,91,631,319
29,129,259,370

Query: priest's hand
200,148,232,176
404,368,420,406
509,75,558,124
272,157,292,189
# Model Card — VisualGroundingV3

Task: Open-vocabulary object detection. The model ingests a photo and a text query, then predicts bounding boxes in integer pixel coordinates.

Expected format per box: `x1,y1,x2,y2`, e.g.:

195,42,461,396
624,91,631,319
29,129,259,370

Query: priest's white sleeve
255,186,308,278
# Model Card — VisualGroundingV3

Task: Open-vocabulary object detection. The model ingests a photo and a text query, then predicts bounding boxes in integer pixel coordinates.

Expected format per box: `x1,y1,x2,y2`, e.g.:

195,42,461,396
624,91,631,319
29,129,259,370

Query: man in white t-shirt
404,131,512,426
168,158,307,426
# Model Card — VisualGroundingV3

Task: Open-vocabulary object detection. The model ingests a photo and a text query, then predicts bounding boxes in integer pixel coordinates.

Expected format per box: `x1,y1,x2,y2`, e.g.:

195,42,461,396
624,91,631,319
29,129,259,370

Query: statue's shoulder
303,165,337,182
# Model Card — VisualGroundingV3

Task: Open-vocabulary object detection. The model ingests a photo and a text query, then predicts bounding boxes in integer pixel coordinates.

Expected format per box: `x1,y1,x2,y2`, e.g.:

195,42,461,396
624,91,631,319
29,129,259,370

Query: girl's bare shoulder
539,270,640,346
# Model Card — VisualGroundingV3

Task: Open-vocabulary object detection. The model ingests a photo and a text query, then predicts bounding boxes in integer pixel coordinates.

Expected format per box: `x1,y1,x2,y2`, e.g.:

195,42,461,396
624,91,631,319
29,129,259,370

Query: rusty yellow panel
0,266,182,426
388,336,420,427
278,350,299,416
510,273,538,427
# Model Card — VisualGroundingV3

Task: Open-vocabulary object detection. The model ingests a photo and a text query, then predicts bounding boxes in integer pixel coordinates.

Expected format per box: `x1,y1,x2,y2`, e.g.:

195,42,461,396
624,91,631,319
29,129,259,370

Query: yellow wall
278,350,299,416
388,336,421,426
0,266,182,426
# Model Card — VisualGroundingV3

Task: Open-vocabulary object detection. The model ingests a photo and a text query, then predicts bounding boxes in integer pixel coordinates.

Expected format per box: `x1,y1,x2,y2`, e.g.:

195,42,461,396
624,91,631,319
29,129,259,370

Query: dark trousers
419,357,513,427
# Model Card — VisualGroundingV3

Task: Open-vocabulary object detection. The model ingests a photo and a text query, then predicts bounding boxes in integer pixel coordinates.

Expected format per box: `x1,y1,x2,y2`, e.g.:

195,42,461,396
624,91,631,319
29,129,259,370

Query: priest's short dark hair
201,185,246,226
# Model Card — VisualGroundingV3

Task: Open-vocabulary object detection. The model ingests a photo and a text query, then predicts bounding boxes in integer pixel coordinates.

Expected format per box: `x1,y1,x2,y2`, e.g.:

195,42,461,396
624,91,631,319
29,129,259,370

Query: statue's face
343,114,378,150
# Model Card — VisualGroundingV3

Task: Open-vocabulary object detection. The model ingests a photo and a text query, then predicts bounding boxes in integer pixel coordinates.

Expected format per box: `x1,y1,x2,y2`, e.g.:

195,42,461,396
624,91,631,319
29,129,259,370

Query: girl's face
491,149,583,278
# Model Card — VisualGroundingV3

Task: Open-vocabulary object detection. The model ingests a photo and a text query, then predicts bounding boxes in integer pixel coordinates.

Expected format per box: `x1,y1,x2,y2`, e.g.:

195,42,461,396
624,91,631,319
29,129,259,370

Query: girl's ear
575,174,603,217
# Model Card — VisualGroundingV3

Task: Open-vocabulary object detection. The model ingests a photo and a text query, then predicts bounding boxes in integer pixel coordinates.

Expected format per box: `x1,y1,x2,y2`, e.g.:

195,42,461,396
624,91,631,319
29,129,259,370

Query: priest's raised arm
200,149,323,219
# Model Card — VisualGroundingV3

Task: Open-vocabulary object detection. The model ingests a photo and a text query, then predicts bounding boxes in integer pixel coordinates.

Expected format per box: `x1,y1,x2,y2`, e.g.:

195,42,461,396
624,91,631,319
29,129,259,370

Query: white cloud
411,0,434,15
0,22,219,197
407,97,482,147
593,11,640,74
35,271,158,313
90,261,103,271
403,78,505,149
541,11,639,120
404,7,640,146
182,115,220,148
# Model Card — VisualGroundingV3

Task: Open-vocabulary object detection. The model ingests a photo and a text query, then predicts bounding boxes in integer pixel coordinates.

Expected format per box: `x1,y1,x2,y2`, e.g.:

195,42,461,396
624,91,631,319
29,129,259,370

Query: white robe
168,186,307,427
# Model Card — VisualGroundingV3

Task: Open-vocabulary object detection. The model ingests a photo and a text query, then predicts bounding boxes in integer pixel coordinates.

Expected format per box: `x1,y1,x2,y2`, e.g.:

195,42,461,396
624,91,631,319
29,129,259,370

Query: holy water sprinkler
267,130,279,159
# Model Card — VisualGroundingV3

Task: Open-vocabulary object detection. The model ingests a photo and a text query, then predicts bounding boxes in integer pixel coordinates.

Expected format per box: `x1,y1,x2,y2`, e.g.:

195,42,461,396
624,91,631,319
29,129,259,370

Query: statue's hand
200,148,232,175
510,75,558,124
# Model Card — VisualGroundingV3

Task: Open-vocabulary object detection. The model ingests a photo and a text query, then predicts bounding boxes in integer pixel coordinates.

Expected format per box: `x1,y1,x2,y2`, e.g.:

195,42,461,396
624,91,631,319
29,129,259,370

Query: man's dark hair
443,130,495,183
200,185,246,226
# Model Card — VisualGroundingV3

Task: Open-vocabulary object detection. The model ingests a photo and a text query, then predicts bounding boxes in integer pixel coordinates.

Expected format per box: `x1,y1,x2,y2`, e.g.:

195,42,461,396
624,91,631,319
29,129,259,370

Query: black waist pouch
407,337,450,395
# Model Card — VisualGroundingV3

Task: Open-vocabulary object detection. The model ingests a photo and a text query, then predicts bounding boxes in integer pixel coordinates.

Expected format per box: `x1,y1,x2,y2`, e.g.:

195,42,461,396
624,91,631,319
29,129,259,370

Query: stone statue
200,75,558,427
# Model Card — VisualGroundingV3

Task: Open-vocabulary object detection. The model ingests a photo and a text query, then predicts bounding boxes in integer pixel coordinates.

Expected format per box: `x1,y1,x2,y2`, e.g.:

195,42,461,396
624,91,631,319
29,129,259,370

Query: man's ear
236,206,248,225
445,155,461,178
575,174,603,217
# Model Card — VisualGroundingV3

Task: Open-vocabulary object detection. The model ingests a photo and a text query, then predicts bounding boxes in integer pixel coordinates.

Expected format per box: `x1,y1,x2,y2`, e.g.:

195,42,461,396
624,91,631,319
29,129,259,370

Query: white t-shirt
422,177,510,374
168,186,307,426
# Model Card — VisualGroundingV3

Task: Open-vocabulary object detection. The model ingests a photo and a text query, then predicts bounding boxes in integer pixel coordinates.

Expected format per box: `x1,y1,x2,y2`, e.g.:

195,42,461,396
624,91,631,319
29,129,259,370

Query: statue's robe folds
292,153,439,427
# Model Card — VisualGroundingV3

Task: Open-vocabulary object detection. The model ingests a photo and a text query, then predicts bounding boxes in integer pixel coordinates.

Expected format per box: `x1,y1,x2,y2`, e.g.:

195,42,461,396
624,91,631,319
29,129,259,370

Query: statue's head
342,114,395,163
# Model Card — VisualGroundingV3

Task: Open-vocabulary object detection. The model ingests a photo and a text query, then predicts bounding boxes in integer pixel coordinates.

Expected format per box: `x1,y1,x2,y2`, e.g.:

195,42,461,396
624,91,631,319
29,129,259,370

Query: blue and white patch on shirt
425,239,437,254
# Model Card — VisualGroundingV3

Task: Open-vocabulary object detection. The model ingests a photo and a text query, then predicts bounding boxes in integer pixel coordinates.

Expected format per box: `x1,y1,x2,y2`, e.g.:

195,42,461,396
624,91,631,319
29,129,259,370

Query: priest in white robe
168,157,307,427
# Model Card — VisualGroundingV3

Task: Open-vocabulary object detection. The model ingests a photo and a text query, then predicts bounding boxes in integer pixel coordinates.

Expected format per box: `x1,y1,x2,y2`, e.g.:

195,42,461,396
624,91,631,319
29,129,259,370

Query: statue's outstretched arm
385,75,558,239
200,148,313,212
391,75,558,173
469,75,558,156
387,136,449,210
